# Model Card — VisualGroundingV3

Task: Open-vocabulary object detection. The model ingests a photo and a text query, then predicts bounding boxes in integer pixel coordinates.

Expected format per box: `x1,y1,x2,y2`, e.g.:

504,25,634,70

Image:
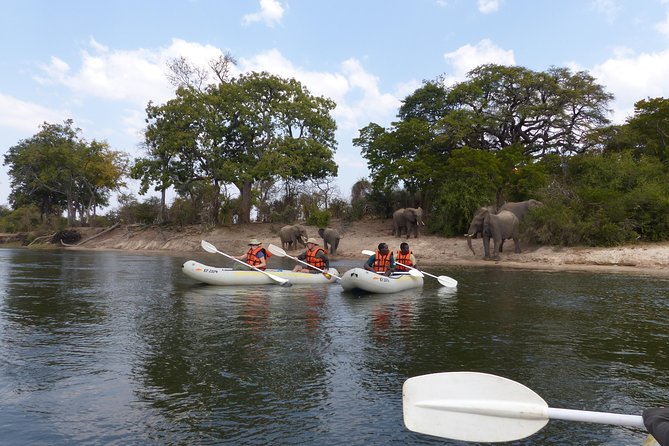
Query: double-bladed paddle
403,371,646,443
361,250,457,287
200,240,291,286
267,243,341,281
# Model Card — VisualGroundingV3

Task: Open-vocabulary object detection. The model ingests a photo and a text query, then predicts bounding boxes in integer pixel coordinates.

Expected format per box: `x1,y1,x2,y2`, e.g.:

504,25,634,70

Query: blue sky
2,0,669,209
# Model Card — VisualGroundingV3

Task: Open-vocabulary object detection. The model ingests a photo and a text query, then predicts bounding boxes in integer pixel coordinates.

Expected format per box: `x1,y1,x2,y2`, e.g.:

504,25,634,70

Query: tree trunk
238,181,253,224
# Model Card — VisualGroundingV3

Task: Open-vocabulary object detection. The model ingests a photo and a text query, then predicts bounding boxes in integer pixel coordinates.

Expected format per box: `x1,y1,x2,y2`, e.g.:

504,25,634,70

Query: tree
137,71,338,224
4,120,126,226
443,65,613,157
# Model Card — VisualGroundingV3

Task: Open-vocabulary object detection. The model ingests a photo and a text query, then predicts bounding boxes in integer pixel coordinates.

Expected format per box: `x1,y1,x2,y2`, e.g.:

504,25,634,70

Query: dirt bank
51,219,669,277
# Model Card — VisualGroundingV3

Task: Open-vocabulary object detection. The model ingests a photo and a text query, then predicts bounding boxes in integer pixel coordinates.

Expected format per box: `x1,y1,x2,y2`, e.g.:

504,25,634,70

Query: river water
0,247,667,445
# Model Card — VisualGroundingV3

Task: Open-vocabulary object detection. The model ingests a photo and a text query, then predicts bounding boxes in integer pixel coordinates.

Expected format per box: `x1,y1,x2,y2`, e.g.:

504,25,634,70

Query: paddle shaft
547,408,644,428
267,244,340,280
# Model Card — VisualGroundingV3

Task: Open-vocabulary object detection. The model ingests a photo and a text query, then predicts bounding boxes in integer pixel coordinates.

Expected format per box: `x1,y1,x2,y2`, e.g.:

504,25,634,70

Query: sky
3,0,669,210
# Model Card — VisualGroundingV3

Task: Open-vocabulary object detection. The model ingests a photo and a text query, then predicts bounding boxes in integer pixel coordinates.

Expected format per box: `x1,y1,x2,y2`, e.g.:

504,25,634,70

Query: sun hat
306,237,319,244
248,238,261,245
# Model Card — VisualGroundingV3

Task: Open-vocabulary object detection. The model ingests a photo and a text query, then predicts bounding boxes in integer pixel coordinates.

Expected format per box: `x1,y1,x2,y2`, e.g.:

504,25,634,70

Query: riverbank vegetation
2,61,669,247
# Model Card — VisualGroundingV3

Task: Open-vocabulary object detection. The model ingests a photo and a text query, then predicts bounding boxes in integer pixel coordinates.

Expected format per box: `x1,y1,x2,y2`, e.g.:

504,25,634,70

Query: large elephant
279,224,308,250
465,207,520,260
392,207,425,239
499,199,543,221
318,228,341,255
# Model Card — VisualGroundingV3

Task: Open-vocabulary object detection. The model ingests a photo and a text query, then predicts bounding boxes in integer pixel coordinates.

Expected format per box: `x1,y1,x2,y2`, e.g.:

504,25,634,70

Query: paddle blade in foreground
403,372,549,443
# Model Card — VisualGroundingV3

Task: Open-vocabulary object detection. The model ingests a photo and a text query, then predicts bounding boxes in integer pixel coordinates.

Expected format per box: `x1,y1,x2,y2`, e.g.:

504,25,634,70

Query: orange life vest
373,250,393,273
306,246,327,271
247,246,270,270
395,250,413,271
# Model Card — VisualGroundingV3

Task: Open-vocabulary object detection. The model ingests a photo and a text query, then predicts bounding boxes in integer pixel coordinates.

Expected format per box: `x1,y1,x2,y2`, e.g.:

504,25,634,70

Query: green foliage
137,71,338,225
526,150,669,245
306,206,331,227
3,120,127,226
0,205,43,232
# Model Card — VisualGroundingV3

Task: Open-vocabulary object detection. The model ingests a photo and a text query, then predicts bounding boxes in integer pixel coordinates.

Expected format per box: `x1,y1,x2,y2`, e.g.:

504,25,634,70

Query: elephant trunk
465,234,476,256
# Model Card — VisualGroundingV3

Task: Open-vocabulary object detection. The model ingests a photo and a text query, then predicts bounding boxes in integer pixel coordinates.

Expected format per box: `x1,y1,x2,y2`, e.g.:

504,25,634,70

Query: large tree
4,120,127,226
136,71,338,224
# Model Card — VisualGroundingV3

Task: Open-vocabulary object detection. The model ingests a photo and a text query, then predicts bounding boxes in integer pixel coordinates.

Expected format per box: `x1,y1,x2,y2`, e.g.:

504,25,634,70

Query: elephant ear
404,209,417,223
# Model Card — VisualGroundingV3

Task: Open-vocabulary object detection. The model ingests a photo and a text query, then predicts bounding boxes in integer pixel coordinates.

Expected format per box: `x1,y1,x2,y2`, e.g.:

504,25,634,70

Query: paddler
395,242,417,272
236,238,270,270
364,242,395,276
292,237,330,274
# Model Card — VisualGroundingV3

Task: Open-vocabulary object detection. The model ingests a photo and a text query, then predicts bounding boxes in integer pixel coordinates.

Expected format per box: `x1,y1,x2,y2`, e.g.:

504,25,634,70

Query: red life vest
395,250,413,271
306,246,327,270
247,246,270,270
373,250,392,273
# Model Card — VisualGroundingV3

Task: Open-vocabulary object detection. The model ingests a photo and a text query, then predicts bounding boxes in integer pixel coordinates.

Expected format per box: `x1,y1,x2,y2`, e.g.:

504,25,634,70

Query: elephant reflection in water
392,207,425,239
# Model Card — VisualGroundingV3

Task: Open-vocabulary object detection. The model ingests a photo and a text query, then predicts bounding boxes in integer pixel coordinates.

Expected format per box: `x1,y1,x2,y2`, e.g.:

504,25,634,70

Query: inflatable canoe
340,267,423,294
182,260,340,286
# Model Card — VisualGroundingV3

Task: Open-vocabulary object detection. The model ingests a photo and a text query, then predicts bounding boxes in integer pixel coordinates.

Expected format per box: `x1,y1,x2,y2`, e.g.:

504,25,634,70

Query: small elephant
279,224,308,250
318,228,341,255
499,199,543,221
392,207,425,239
465,207,520,260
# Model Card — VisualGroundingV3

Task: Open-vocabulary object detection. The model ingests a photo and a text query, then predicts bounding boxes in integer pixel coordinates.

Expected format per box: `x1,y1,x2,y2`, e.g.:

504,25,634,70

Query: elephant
499,199,543,221
392,207,425,239
279,224,308,250
318,228,341,255
465,207,520,260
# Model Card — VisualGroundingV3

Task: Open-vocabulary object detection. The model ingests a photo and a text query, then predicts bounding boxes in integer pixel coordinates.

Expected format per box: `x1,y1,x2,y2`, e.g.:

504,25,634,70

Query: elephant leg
482,235,491,259
513,237,521,253
333,240,339,254
499,239,505,252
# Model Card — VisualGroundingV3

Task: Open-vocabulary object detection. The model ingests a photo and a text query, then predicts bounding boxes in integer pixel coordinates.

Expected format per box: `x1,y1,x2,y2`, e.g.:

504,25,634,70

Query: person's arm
364,255,376,271
296,251,307,261
410,253,417,268
257,251,267,269
386,254,396,276
317,251,329,270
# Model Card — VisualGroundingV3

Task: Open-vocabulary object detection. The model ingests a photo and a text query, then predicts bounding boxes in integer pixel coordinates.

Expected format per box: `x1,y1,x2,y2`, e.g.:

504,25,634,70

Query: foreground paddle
403,371,645,443
361,250,457,287
267,243,341,281
200,240,291,287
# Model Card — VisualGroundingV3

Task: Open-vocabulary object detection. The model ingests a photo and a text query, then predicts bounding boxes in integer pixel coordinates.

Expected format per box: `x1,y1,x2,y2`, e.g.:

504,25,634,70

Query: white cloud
655,11,669,38
590,0,622,23
35,38,226,108
591,48,669,123
0,93,66,132
240,49,401,130
478,0,500,14
442,39,515,84
242,0,285,27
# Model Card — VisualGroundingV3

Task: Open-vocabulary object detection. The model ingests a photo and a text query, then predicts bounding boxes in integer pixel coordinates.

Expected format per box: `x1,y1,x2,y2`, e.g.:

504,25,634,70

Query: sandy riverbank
48,219,669,278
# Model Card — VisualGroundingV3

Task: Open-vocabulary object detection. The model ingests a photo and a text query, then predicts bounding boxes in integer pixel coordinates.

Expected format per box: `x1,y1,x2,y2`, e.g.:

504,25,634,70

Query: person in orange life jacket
235,238,269,270
293,238,330,273
364,242,395,276
395,242,417,272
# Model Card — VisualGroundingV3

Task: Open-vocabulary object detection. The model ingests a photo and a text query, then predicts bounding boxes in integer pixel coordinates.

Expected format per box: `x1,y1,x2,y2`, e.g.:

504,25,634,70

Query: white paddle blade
267,243,287,257
201,240,218,253
407,268,424,277
438,276,458,288
361,250,375,256
403,372,549,443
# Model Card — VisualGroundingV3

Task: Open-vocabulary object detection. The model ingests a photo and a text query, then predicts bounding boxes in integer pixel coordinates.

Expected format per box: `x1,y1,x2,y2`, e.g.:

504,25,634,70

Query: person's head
248,238,261,247
400,242,410,253
306,237,319,248
377,242,389,254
